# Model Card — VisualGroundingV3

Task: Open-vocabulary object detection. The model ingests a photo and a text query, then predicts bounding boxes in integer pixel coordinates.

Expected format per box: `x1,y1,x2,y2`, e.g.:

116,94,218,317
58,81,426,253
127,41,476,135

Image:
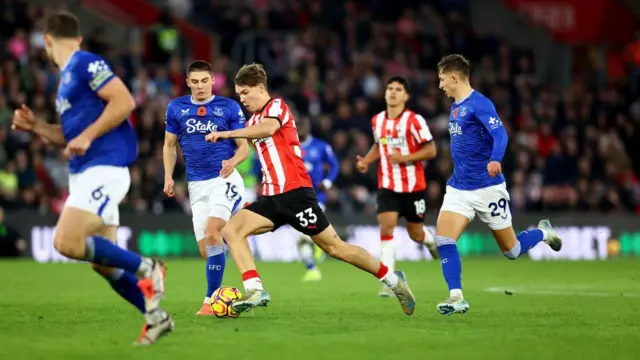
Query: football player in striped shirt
356,76,439,297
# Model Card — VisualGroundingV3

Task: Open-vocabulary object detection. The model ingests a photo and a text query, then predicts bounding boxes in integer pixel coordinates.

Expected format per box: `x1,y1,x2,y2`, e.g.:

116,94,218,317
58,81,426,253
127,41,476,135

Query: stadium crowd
0,0,639,217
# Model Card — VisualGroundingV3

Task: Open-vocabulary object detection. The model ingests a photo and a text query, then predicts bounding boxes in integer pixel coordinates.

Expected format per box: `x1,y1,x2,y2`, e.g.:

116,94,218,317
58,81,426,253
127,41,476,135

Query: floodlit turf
1,258,639,360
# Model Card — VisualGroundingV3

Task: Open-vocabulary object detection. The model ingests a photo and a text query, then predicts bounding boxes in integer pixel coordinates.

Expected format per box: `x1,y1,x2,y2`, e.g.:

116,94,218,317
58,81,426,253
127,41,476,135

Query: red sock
242,270,263,290
375,263,389,279
381,235,393,242
242,270,260,281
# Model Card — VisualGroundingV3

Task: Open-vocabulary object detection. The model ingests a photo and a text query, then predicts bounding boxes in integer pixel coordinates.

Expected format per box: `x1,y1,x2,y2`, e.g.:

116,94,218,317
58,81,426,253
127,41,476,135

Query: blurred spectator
1,0,639,217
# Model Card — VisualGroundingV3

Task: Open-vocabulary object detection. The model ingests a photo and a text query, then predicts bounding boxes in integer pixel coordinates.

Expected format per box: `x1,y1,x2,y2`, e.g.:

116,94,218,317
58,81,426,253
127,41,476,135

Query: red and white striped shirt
248,98,313,196
372,109,433,193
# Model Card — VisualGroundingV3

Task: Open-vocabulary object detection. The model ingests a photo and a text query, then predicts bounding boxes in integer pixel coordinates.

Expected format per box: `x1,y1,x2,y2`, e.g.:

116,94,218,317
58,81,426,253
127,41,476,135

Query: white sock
422,226,435,245
381,270,399,288
380,237,396,273
450,289,463,299
243,278,264,291
204,297,211,304
540,228,549,241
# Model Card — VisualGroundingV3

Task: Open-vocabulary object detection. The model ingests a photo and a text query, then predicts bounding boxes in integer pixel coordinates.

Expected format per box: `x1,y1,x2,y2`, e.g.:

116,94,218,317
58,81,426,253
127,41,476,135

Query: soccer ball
210,286,243,318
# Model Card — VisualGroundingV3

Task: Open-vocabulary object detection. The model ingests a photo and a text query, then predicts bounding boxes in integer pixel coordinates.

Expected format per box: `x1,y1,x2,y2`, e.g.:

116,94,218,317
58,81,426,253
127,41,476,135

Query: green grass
1,258,639,360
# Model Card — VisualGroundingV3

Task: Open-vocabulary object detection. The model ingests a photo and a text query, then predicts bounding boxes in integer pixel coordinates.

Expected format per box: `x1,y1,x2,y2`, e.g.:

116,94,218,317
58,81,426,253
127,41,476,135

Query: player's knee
220,222,240,242
204,227,224,246
53,230,84,259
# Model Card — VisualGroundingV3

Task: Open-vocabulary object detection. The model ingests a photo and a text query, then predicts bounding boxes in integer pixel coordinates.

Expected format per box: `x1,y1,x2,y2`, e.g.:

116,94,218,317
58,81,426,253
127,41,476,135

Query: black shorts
245,187,330,236
376,188,426,223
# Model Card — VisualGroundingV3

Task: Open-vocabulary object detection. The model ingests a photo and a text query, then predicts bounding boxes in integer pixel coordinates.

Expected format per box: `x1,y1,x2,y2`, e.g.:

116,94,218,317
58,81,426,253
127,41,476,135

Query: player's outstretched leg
196,217,228,316
434,211,470,316
494,220,563,260
221,209,274,313
312,225,415,315
53,207,173,344
298,233,322,282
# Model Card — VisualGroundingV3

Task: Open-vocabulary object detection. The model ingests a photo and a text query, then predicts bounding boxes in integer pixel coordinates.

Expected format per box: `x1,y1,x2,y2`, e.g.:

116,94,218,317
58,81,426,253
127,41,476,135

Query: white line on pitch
484,287,640,298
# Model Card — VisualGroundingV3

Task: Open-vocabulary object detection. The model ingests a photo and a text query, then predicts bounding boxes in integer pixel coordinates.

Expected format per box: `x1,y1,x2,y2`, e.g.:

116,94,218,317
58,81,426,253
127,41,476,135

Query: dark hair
43,11,80,38
235,63,267,87
386,76,410,92
437,54,470,78
187,60,213,75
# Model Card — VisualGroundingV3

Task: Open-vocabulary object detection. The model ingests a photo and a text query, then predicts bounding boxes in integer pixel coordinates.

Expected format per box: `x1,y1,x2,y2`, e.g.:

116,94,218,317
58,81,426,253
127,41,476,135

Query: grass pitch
1,258,639,360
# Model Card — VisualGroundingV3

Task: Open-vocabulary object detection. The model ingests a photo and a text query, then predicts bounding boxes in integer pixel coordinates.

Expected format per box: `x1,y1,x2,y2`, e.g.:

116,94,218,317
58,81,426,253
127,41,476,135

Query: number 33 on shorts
296,207,317,227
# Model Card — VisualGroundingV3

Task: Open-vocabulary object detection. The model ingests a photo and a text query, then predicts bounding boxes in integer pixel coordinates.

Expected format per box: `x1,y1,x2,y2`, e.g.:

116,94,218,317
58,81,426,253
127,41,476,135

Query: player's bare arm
163,131,178,197
221,138,250,178
356,144,380,173
388,141,437,164
65,77,135,157
12,104,67,146
206,117,280,142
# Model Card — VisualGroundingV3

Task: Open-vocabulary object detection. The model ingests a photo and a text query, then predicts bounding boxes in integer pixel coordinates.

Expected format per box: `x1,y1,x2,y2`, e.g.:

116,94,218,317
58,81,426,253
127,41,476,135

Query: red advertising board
502,0,637,44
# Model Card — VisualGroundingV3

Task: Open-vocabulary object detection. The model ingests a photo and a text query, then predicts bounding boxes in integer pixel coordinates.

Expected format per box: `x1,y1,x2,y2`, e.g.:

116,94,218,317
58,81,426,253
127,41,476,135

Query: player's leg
310,223,416,315
221,201,276,313
54,166,171,344
478,185,562,259
376,211,399,297
375,189,401,297
198,172,245,314
91,225,145,314
434,186,474,315
402,192,438,259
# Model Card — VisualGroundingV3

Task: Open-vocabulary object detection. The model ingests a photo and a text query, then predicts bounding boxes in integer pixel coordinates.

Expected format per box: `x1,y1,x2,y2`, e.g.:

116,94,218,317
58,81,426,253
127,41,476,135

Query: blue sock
103,269,146,313
503,229,545,259
205,245,226,298
435,236,462,291
86,236,143,274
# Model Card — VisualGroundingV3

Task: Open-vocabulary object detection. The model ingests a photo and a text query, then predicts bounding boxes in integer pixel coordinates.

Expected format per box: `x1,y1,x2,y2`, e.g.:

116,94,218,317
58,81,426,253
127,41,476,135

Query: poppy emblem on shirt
452,108,459,118
197,106,207,116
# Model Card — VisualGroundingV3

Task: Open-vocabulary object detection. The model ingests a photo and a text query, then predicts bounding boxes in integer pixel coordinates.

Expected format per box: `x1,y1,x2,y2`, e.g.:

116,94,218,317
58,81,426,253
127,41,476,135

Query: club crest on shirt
213,107,224,117
460,106,467,117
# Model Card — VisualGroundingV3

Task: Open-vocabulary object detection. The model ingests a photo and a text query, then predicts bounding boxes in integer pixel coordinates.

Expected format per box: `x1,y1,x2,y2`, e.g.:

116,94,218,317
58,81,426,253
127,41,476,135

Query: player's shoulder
167,95,192,110
262,97,293,122
371,110,385,124
469,91,496,110
70,50,107,70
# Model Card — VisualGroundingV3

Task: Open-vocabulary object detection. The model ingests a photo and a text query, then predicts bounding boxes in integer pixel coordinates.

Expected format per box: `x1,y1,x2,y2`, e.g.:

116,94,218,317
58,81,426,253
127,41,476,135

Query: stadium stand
0,0,639,217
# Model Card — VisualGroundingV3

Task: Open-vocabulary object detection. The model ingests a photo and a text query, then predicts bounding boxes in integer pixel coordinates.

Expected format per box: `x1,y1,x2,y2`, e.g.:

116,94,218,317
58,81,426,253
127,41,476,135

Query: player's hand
163,178,175,197
487,161,502,177
205,131,230,143
220,159,236,178
11,105,36,132
388,150,405,164
63,133,92,158
355,155,368,173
